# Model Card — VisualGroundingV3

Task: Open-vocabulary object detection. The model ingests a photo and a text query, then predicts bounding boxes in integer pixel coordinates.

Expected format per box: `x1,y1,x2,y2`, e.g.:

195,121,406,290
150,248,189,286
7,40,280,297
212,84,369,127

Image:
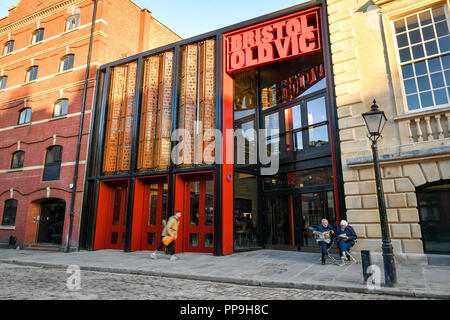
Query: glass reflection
234,173,260,249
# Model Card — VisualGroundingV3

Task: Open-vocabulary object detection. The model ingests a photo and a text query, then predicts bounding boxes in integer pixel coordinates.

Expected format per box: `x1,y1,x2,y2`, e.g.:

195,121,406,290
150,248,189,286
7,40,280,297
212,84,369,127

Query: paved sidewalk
0,248,448,299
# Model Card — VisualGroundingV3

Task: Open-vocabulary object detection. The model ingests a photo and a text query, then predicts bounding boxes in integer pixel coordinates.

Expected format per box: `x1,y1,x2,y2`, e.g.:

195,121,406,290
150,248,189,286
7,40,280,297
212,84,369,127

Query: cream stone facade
327,0,450,263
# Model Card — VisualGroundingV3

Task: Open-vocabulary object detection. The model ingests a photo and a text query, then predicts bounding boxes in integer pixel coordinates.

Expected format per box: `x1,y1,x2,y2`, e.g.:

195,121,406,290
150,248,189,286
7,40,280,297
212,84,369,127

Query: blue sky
0,0,308,38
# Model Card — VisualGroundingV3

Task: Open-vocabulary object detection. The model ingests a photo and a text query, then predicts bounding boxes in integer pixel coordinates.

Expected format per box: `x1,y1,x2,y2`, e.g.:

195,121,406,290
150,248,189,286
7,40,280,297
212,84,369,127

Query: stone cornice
372,0,396,6
0,0,88,37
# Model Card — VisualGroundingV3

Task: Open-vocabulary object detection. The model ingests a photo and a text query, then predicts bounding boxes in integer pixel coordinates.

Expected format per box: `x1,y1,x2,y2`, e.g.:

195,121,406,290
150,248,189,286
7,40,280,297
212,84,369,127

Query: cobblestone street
0,263,426,300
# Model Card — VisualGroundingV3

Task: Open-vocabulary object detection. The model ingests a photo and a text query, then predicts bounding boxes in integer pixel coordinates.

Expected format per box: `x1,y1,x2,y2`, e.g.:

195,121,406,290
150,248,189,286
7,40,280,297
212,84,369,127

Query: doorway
295,190,336,249
95,180,128,250
263,194,296,250
181,173,215,253
37,199,66,245
140,178,168,251
417,182,450,254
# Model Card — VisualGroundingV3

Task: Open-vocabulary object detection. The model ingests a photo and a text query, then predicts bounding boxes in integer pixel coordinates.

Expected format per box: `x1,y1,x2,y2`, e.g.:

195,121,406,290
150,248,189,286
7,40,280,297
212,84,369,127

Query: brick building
0,0,181,250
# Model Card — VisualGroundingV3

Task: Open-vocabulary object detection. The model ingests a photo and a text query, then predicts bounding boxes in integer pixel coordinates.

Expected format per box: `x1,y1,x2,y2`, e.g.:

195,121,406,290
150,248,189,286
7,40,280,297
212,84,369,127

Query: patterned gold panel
178,39,216,166
138,51,174,170
103,61,137,173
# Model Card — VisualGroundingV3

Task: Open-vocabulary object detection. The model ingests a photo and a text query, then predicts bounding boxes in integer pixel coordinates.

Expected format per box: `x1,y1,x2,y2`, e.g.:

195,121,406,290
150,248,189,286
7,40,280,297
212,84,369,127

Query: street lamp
362,100,397,287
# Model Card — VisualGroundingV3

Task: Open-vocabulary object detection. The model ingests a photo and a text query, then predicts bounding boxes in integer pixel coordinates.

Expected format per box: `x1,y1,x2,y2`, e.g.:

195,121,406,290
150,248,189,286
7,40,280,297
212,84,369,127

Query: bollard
361,250,372,282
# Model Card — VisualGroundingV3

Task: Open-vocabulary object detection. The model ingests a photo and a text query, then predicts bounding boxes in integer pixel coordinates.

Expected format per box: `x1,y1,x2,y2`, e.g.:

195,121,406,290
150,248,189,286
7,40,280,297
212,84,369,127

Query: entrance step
23,244,64,252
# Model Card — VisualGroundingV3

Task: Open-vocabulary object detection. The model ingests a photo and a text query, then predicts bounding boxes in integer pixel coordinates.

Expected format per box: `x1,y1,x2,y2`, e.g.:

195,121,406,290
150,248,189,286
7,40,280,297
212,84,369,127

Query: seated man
335,220,357,265
313,219,335,265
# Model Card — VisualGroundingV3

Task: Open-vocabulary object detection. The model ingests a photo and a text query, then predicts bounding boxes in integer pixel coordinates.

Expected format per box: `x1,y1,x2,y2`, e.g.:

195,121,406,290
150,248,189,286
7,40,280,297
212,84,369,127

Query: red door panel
141,179,168,251
183,175,214,253
105,183,128,250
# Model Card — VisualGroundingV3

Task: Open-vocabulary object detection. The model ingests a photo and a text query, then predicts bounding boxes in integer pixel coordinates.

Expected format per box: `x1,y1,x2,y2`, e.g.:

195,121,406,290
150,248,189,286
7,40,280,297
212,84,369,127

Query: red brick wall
0,0,180,247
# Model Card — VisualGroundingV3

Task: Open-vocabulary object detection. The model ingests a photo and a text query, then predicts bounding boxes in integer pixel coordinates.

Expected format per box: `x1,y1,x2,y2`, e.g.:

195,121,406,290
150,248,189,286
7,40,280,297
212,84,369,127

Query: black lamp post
362,100,398,287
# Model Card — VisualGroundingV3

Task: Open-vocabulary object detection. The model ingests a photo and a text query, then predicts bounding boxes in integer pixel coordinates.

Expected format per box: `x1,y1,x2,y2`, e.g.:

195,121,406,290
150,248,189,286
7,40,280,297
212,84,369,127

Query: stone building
328,0,450,262
0,0,180,250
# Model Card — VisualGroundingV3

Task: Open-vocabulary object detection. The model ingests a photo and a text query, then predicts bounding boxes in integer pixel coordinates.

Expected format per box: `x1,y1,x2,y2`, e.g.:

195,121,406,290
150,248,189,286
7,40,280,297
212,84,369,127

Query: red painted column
130,179,144,252
94,181,109,250
222,35,234,256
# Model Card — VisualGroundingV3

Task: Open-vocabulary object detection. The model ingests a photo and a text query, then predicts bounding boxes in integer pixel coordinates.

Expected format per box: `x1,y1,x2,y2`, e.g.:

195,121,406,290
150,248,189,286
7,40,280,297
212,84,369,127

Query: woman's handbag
162,235,175,246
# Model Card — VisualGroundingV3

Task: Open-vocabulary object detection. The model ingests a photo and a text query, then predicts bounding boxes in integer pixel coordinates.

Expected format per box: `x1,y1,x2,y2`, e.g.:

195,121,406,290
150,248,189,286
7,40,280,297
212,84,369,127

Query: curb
1,259,448,299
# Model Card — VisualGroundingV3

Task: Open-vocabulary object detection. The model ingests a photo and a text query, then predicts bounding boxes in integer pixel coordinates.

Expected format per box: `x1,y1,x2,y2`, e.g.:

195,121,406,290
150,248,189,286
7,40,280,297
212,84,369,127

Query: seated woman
313,218,335,265
335,220,357,265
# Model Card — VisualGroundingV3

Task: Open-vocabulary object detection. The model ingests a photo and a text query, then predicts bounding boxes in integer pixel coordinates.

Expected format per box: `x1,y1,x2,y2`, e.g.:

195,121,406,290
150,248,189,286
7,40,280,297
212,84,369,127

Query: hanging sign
225,8,321,74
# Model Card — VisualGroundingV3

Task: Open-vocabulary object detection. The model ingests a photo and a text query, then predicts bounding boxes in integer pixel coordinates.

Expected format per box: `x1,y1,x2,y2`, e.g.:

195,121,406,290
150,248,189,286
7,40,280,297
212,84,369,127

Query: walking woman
151,211,181,261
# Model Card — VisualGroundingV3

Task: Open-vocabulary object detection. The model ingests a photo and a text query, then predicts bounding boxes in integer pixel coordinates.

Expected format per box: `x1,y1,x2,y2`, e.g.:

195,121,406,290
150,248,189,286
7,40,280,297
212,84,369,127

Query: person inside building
151,211,181,261
335,219,357,265
313,218,335,265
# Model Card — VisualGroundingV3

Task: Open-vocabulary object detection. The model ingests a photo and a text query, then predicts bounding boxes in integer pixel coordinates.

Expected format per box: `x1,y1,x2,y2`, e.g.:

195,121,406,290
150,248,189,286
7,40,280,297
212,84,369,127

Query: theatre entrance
262,188,336,251
295,189,336,250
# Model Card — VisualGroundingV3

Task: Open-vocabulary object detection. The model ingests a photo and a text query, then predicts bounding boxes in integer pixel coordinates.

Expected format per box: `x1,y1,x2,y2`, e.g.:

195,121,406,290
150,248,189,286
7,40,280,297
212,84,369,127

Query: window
18,108,32,125
2,199,17,226
0,76,7,90
11,151,24,169
53,99,68,117
32,28,44,44
3,40,14,55
66,14,80,31
394,6,450,111
26,66,38,82
60,54,74,72
264,94,329,155
43,146,62,181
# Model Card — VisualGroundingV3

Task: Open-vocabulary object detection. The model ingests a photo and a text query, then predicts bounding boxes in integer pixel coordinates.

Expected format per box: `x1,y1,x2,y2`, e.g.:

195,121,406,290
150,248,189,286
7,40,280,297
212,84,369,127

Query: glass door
296,190,336,249
263,193,296,250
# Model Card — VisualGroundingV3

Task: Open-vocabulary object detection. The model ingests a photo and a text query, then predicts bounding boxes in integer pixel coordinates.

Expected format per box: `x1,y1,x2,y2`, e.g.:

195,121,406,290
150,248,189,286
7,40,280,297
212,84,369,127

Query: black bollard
361,250,372,282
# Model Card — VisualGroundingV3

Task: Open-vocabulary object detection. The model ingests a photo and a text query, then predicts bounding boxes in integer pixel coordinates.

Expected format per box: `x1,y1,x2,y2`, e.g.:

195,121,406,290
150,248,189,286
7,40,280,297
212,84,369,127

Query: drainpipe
65,0,99,253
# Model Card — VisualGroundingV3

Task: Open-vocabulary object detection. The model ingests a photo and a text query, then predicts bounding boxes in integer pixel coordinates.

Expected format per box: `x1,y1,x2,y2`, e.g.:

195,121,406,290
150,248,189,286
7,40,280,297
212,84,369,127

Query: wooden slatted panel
103,61,137,173
138,56,160,169
179,44,199,166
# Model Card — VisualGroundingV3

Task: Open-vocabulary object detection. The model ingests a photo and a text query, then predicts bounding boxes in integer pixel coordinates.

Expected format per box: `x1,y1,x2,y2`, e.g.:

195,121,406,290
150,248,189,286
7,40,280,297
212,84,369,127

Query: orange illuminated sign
225,8,321,74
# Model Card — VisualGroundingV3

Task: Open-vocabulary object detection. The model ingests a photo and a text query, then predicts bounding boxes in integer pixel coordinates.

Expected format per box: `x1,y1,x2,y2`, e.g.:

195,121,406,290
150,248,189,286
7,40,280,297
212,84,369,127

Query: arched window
0,76,7,90
60,55,74,72
11,151,24,169
2,199,17,226
26,66,39,82
32,28,45,44
3,40,14,55
43,146,62,181
18,108,32,125
66,14,80,31
53,99,69,117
